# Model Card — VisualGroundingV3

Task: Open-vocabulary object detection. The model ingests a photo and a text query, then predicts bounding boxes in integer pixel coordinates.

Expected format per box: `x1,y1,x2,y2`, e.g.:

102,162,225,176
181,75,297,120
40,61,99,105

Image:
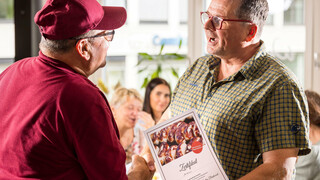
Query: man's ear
75,39,91,61
246,24,257,42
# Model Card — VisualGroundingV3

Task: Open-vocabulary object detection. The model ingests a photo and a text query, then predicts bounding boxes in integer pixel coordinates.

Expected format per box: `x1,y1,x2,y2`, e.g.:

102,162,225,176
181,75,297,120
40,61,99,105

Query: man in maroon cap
0,0,154,179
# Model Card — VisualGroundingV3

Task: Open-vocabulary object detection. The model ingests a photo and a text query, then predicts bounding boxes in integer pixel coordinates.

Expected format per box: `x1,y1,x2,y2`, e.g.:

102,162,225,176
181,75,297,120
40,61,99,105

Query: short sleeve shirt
170,42,310,179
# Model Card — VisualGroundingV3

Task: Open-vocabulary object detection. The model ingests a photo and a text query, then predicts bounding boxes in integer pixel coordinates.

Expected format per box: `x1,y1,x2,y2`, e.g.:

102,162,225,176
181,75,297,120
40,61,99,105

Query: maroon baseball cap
34,0,127,40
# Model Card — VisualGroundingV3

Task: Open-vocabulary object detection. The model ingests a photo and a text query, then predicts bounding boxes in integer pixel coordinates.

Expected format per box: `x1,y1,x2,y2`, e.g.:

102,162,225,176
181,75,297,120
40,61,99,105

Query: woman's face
150,84,171,114
114,96,142,129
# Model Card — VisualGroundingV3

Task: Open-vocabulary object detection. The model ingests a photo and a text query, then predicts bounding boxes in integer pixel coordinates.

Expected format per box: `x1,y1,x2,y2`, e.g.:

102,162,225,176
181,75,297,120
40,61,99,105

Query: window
0,0,14,73
265,14,274,25
179,0,188,24
284,0,304,25
93,57,126,97
139,0,168,24
102,0,127,9
0,0,13,20
92,0,188,96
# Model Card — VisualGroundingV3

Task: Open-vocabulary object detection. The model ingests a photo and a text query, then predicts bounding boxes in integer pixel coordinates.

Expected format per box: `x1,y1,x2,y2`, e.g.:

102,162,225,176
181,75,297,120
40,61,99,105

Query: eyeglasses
72,30,115,41
200,12,252,30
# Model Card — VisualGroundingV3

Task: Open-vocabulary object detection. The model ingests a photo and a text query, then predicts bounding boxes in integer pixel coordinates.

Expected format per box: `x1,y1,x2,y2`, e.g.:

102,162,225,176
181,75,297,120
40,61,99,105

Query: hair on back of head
237,0,269,38
39,30,96,54
305,90,320,128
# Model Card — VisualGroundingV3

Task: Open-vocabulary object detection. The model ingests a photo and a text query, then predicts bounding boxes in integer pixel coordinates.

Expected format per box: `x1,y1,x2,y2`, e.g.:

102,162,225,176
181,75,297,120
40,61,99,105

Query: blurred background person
110,87,144,164
139,77,171,179
140,77,171,125
295,90,320,180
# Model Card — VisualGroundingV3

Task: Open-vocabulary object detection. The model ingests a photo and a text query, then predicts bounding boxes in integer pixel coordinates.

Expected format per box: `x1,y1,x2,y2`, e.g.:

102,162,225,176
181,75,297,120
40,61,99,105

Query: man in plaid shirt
167,0,310,179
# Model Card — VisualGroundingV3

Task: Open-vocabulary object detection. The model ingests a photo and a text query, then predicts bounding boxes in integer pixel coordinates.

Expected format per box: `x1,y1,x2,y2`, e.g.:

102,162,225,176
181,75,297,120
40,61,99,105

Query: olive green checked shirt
170,42,310,179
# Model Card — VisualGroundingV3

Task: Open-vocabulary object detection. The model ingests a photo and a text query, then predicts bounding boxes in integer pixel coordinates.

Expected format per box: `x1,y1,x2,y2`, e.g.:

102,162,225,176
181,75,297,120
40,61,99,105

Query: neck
117,123,130,138
217,41,261,81
41,49,89,77
119,127,134,150
153,111,162,123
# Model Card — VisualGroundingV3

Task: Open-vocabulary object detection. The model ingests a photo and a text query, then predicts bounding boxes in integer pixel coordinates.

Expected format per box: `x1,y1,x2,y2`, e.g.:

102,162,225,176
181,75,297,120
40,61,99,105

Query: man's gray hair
237,0,269,38
39,31,96,54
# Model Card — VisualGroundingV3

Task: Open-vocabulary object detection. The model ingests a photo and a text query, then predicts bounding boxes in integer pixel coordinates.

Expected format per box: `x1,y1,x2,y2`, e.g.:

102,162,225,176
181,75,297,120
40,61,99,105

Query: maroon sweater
0,52,127,180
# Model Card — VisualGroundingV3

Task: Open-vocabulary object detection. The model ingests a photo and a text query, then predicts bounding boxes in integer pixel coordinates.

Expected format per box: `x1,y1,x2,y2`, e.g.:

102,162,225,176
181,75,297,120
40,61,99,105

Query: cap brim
94,6,127,30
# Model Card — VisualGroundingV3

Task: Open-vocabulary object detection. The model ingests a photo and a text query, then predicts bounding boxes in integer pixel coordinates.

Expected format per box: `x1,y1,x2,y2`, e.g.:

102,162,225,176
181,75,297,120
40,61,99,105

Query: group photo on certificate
144,109,228,180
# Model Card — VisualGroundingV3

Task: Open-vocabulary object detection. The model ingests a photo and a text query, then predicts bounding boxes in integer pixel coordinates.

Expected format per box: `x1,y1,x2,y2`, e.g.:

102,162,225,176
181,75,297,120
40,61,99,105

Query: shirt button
291,124,301,134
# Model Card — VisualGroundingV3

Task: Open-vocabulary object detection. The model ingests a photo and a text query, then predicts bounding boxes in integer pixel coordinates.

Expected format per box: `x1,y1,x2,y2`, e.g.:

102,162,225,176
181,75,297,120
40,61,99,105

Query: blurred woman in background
110,87,143,164
140,77,171,125
295,90,320,180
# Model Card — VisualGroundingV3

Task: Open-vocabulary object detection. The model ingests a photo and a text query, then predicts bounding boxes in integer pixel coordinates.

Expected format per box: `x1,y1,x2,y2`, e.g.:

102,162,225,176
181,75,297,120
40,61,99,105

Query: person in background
295,90,320,180
110,87,144,164
0,0,154,179
144,0,310,179
139,77,171,179
140,77,171,125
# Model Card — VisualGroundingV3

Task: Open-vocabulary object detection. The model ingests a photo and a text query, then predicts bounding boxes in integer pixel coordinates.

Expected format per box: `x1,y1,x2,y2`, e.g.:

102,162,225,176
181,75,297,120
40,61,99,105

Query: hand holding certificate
144,109,228,180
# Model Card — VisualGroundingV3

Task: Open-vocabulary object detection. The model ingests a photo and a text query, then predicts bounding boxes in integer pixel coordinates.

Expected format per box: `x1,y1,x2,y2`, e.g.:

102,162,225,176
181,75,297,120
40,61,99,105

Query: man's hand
127,155,155,180
128,107,171,180
141,145,156,172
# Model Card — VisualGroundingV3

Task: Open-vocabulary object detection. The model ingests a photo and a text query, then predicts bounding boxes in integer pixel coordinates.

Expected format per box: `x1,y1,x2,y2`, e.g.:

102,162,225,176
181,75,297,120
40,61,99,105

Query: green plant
137,39,187,88
0,0,13,19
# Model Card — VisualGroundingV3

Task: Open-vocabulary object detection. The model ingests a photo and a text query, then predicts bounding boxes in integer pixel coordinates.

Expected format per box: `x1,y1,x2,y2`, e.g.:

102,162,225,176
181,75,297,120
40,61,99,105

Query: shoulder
183,55,213,77
0,57,34,77
261,53,302,89
176,55,213,86
59,75,103,104
173,55,209,91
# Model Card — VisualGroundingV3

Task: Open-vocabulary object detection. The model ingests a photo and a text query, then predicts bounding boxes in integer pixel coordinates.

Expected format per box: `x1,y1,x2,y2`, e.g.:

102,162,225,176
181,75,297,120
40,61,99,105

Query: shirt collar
205,41,267,81
238,41,267,80
206,55,221,76
37,51,79,75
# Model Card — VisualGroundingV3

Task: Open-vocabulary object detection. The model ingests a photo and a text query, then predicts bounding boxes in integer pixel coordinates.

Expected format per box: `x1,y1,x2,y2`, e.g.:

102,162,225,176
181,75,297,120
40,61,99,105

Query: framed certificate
144,109,228,180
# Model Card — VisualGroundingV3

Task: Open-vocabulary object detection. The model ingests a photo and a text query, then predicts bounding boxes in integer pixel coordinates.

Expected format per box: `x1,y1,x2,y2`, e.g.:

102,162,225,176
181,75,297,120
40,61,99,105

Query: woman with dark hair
295,90,320,180
140,77,171,124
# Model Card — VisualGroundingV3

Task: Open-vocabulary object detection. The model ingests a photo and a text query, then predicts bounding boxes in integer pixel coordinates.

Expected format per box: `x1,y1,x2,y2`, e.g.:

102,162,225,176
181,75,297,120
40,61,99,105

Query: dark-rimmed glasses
72,30,115,41
200,12,252,30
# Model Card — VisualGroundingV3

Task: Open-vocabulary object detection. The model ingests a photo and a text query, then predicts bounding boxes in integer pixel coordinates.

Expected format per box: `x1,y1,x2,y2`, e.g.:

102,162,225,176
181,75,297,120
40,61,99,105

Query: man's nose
204,19,216,31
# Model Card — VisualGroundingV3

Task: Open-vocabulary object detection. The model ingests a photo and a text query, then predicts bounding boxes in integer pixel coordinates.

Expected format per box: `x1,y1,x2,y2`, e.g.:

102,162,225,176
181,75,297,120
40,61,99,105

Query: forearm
239,162,294,180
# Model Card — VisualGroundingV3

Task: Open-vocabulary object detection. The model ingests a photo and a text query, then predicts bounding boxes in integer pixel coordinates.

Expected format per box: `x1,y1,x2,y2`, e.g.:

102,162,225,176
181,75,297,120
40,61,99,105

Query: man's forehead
208,0,239,16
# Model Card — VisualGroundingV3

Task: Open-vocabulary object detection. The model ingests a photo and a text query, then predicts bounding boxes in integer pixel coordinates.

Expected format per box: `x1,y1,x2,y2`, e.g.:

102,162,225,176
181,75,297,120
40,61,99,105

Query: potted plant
137,39,187,88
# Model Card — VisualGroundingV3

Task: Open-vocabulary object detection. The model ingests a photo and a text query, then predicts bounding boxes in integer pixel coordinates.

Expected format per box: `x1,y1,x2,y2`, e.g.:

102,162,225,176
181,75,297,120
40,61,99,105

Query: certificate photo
144,109,228,180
